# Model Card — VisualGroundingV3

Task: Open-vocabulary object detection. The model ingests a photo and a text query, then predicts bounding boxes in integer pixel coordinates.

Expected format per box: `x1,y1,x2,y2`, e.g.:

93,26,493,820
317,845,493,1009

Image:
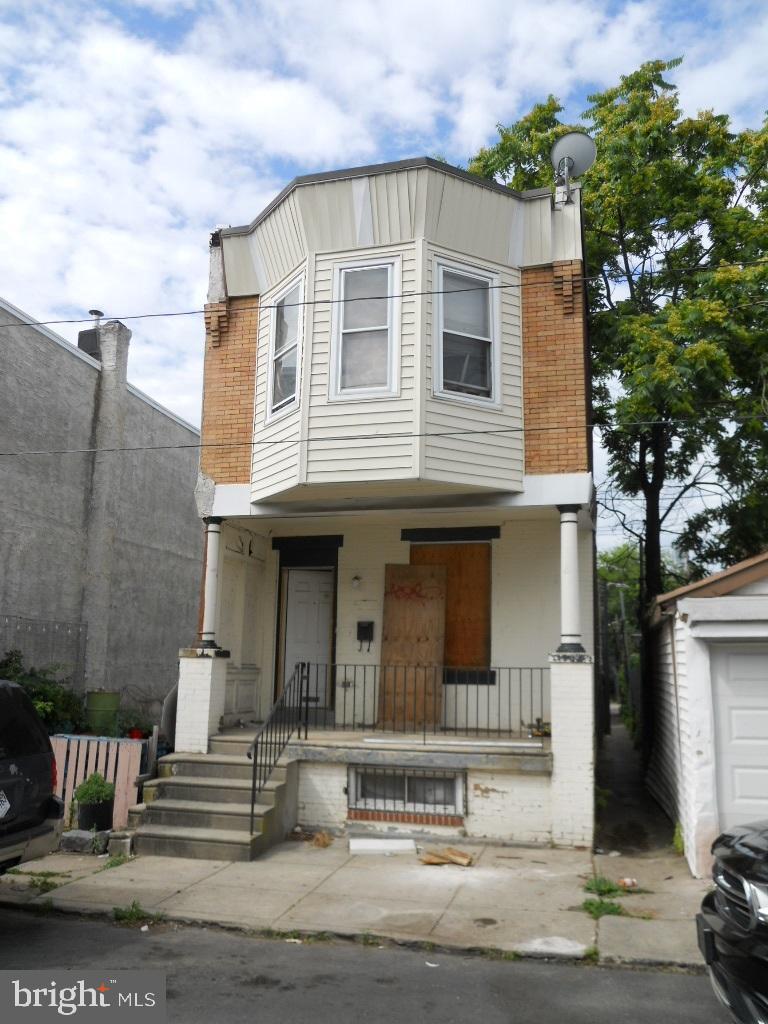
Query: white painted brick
175,654,229,753
549,659,594,847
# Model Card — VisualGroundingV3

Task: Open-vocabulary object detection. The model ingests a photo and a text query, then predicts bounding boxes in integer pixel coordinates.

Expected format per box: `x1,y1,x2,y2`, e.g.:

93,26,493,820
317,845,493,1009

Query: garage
711,644,768,831
648,551,768,877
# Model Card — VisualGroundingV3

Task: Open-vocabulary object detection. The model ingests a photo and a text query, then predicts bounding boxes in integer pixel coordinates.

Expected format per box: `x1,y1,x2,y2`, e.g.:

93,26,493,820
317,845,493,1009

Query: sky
1,0,766,547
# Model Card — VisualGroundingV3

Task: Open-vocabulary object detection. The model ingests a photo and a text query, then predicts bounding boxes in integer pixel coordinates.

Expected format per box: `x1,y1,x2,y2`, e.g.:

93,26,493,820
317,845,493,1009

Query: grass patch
481,947,519,961
101,854,131,871
582,898,625,920
673,822,685,856
360,932,379,947
583,945,600,963
584,875,621,898
29,876,60,894
113,900,165,925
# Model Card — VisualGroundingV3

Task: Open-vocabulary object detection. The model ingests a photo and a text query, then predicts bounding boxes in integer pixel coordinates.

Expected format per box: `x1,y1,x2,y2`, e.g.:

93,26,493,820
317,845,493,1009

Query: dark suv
0,680,64,873
697,821,768,1024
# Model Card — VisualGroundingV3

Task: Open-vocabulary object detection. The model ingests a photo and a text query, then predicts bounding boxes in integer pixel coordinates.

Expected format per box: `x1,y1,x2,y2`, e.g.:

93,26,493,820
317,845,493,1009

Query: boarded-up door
379,564,446,729
410,543,490,668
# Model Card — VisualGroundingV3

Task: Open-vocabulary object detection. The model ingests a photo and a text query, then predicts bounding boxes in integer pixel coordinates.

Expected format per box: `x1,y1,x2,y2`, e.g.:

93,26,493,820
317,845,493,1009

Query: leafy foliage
0,649,85,733
74,772,115,806
471,59,768,593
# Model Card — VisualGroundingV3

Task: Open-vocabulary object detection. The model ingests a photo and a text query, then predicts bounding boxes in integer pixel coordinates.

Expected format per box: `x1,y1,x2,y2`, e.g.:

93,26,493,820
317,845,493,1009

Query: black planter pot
77,799,114,831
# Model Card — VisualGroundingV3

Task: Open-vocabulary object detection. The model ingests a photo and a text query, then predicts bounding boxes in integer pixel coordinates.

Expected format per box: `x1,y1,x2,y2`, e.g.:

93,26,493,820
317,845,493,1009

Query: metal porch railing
298,663,550,739
247,664,310,834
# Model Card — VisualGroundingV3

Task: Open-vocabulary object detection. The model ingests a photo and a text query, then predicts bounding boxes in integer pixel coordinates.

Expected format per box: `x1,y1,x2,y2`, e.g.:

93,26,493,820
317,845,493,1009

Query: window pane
275,285,300,353
341,329,389,389
343,267,388,330
443,271,490,338
407,775,455,807
359,772,405,803
272,346,297,408
442,332,491,396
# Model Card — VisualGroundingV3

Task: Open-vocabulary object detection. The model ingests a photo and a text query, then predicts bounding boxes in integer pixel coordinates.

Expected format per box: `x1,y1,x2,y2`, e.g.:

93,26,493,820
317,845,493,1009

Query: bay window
330,260,399,399
435,261,498,403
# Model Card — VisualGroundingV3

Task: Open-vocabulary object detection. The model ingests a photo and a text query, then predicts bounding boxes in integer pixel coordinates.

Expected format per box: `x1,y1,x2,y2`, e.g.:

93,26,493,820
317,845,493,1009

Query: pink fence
51,735,143,829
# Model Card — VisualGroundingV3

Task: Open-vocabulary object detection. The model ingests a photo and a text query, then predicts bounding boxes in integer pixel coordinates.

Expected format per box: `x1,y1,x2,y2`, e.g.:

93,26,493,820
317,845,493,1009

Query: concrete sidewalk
0,838,711,967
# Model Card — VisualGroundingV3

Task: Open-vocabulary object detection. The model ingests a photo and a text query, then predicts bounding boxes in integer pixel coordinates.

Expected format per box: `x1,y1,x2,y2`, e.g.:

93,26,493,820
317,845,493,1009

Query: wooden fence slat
112,742,142,828
52,735,145,832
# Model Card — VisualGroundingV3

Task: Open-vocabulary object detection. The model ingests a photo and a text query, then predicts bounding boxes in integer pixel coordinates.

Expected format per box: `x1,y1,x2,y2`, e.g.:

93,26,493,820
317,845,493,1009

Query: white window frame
433,257,501,408
329,256,401,402
265,273,304,423
347,767,465,816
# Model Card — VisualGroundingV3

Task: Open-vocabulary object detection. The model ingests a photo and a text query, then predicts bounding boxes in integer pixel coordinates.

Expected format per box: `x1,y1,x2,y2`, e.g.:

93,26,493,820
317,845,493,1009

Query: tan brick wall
521,260,589,474
200,296,259,483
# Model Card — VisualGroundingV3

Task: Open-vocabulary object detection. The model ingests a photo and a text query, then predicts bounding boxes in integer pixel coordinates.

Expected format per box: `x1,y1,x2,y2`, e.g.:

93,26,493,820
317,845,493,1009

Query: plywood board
411,543,490,668
379,564,446,728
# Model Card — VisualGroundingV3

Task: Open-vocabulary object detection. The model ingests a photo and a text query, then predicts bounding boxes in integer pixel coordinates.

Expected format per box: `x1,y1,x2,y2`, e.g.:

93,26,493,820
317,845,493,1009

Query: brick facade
200,296,259,483
521,260,589,474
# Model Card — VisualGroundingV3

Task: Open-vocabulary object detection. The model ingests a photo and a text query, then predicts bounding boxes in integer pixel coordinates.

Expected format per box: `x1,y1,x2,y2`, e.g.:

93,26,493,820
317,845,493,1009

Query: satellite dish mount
550,132,596,204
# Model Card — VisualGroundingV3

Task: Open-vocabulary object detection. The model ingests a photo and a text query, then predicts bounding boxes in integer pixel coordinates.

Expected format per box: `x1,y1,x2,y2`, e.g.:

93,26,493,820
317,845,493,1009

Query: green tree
470,59,768,601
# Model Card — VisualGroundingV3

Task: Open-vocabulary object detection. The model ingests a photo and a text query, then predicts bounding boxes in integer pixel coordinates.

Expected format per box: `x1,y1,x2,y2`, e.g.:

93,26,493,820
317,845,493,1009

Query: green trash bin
85,690,120,736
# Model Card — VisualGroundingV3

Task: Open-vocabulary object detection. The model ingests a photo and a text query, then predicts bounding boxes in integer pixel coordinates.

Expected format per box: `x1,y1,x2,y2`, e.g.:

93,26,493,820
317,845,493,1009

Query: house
0,298,202,713
134,157,596,860
648,551,768,877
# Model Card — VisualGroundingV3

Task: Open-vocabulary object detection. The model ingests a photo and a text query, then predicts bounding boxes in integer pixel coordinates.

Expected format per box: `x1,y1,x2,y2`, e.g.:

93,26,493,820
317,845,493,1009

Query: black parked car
0,680,64,873
697,821,768,1024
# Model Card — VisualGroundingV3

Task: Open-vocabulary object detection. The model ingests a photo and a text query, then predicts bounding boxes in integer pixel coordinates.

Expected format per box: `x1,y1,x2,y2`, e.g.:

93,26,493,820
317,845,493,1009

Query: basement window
347,766,464,815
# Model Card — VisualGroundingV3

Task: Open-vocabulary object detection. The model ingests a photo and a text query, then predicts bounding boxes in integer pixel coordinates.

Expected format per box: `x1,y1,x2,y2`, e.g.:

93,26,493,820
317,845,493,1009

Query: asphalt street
0,908,730,1024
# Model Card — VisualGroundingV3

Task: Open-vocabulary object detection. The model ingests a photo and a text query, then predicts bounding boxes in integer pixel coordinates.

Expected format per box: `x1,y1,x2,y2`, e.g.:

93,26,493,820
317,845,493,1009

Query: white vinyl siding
222,165,583,298
423,246,523,491
305,244,417,485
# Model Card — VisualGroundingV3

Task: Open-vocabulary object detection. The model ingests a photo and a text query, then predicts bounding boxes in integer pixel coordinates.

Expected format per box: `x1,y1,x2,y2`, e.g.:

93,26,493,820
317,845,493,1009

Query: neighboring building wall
521,260,589,474
0,299,202,702
200,295,259,484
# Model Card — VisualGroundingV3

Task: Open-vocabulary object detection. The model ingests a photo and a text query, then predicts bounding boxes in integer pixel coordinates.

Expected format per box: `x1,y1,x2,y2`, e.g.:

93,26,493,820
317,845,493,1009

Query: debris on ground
420,847,473,867
312,831,333,848
618,877,638,890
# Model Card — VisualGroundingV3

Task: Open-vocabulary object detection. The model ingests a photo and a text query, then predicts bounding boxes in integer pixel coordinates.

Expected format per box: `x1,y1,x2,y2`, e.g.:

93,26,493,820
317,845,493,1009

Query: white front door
283,569,333,708
712,644,768,831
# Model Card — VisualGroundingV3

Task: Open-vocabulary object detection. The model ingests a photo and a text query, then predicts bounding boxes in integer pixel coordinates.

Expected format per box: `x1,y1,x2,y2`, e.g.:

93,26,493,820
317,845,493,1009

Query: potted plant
74,772,115,831
118,708,153,739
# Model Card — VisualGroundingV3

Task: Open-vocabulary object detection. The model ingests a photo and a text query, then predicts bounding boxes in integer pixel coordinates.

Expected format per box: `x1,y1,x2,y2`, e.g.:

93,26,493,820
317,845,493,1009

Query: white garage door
712,644,768,830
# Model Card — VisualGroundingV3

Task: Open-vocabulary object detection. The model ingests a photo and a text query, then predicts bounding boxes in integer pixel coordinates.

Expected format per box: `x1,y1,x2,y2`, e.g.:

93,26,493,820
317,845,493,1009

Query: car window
0,687,50,758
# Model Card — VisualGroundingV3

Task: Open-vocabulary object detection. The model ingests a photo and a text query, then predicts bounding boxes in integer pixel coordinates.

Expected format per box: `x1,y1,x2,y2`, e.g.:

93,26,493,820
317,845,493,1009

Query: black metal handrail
247,663,310,834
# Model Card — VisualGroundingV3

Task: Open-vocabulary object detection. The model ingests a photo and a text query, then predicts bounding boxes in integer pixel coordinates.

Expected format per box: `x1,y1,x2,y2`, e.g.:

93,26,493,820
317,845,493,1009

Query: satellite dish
550,131,596,203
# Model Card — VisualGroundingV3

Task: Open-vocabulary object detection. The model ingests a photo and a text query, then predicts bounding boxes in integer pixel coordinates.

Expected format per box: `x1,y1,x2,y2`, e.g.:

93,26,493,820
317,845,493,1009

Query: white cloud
0,0,764,437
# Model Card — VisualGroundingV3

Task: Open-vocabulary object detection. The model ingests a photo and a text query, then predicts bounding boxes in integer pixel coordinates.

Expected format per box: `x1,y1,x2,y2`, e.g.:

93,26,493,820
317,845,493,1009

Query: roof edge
656,549,768,605
220,157,557,239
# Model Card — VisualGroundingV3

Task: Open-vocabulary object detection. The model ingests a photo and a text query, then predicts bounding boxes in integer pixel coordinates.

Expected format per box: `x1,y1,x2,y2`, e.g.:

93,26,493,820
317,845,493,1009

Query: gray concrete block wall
0,299,202,705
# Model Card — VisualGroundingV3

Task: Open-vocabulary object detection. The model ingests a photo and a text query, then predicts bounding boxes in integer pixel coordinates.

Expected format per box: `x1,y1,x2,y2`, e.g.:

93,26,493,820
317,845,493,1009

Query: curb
0,893,706,972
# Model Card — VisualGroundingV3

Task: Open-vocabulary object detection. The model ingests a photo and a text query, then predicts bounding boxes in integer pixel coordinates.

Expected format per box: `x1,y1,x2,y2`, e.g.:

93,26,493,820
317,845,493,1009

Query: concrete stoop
132,734,298,861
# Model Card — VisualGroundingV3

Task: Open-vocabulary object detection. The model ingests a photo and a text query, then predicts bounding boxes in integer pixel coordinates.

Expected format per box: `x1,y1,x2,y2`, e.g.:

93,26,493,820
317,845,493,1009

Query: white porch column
200,516,223,647
175,649,229,753
557,504,584,653
549,654,595,847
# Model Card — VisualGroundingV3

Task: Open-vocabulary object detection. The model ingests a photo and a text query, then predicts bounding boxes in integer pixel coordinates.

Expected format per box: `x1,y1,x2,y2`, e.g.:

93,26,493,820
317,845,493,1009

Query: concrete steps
132,743,298,861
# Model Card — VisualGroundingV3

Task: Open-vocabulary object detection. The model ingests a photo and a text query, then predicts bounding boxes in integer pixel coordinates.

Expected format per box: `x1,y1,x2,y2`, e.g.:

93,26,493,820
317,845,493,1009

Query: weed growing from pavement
113,900,166,925
583,945,600,963
584,876,621,898
582,898,625,919
101,854,131,870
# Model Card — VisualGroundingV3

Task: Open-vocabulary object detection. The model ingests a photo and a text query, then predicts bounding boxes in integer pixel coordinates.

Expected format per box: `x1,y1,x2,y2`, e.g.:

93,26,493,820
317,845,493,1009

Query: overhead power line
0,414,764,458
0,257,766,330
